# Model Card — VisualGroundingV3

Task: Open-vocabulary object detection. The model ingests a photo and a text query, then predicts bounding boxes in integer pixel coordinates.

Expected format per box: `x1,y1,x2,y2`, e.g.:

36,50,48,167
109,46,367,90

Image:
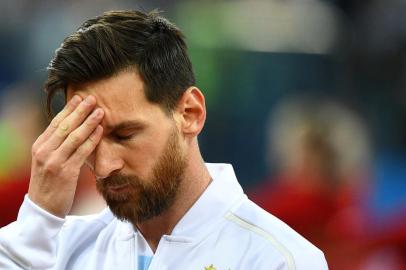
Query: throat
135,214,174,253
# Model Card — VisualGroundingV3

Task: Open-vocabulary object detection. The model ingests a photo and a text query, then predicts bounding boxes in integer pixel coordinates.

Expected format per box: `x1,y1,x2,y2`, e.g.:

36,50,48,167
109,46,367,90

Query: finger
57,108,104,160
45,95,97,151
36,95,82,145
66,125,103,167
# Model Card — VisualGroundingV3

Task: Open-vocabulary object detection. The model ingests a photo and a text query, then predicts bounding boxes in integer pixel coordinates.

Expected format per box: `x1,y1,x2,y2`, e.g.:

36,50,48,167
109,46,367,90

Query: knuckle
57,123,70,137
50,117,60,129
74,146,88,160
84,139,94,150
66,101,76,111
56,130,66,138
43,160,61,175
80,139,95,155
32,146,47,163
58,103,73,117
88,136,95,144
51,111,66,127
85,118,96,126
75,147,85,157
75,107,84,116
69,133,81,144
88,131,100,145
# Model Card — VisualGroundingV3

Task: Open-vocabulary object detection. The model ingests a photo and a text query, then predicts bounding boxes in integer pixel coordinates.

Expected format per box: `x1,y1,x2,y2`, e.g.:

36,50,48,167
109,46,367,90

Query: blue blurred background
0,0,405,269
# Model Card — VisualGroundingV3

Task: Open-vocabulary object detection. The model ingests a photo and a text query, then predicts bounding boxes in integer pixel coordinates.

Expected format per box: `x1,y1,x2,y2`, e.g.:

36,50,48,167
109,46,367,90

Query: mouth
107,183,130,193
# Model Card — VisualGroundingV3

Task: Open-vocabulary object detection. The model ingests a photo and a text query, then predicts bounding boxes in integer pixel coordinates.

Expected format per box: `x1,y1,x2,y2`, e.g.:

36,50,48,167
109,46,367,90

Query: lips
107,183,130,193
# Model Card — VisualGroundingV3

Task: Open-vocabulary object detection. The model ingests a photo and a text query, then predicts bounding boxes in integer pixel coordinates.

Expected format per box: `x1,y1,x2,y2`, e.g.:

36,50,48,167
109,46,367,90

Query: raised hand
28,95,104,217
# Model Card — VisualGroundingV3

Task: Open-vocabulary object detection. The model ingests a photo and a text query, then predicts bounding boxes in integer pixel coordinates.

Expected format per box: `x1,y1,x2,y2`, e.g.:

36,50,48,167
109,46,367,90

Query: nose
87,139,124,179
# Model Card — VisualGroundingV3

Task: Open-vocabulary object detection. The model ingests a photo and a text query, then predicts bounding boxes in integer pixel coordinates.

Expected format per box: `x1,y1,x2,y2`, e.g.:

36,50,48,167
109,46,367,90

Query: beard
96,127,187,224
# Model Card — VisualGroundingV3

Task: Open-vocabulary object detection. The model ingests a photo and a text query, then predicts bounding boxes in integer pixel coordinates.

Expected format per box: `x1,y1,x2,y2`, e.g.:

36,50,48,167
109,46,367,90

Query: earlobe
176,87,206,137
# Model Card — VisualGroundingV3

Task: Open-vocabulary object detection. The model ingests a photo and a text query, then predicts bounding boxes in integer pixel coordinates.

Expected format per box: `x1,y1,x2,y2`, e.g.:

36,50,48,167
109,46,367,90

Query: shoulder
224,198,328,270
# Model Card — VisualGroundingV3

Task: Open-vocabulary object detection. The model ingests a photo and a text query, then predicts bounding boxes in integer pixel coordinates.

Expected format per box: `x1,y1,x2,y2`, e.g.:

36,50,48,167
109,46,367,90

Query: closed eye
113,133,136,141
106,120,146,142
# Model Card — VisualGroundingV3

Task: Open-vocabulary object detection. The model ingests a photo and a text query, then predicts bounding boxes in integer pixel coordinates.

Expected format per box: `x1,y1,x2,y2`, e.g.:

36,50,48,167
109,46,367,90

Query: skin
28,69,211,252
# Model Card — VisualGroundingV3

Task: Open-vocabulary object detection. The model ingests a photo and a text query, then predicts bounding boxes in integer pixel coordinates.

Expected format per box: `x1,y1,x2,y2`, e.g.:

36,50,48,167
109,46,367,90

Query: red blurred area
0,174,29,227
250,170,406,270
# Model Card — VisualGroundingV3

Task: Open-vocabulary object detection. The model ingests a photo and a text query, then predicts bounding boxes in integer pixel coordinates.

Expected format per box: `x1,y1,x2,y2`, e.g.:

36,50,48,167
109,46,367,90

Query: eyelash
114,134,135,141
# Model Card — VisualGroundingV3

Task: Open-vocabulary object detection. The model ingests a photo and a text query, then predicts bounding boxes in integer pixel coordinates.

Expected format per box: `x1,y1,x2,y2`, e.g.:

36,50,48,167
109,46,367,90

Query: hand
28,95,104,217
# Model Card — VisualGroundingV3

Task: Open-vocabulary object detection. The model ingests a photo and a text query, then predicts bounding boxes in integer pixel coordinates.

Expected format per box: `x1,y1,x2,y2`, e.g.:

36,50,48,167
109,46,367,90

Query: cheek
123,135,167,177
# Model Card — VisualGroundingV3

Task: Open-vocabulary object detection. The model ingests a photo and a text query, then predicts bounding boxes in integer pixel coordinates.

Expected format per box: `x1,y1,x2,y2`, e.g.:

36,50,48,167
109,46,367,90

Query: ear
174,87,206,137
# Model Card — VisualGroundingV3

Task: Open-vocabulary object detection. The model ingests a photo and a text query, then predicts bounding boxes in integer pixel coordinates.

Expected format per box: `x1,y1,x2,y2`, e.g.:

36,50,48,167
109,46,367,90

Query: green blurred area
0,123,24,179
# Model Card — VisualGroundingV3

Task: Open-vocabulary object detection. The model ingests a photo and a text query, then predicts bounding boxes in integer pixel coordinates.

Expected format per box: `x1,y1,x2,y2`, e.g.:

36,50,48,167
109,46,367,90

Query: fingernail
94,108,104,117
71,95,81,105
84,95,95,104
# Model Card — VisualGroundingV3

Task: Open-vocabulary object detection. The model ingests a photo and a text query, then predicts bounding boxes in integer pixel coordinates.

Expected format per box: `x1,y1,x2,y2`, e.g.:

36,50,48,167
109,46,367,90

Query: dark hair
45,10,195,117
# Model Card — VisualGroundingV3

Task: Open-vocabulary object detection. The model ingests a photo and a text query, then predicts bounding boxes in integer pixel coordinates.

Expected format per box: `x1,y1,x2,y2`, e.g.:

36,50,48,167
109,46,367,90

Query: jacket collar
169,163,245,241
115,163,246,242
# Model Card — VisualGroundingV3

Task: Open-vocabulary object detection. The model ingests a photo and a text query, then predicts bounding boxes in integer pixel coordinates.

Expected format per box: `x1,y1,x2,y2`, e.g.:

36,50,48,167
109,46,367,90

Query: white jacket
0,163,328,270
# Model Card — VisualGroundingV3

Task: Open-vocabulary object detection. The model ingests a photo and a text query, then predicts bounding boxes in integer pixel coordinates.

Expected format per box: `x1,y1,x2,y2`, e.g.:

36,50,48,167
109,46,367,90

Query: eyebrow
105,120,146,132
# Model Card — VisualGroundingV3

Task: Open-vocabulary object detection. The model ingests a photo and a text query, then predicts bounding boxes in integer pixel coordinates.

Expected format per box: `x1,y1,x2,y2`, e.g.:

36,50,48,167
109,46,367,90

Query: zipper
131,233,136,270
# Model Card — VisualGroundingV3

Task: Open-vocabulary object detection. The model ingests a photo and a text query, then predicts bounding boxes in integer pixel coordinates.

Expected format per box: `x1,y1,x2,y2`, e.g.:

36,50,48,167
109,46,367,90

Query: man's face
66,70,187,223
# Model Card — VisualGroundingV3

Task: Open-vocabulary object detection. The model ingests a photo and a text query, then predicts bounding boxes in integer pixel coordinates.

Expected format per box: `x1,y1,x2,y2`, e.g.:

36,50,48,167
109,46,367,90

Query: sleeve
0,195,65,269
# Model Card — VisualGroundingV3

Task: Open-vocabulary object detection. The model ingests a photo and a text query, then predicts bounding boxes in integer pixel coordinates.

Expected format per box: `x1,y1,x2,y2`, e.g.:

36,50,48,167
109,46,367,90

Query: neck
135,148,211,252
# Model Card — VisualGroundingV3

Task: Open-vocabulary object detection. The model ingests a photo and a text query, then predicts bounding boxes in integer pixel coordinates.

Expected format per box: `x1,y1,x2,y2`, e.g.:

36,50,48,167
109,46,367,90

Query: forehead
66,70,146,110
66,70,165,128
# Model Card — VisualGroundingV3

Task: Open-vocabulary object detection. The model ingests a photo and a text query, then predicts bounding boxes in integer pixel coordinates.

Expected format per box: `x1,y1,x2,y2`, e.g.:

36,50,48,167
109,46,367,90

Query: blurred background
0,0,405,269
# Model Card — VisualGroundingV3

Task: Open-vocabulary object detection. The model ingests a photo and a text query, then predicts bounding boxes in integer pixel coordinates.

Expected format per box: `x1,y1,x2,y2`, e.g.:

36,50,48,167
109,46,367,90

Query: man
0,10,328,270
